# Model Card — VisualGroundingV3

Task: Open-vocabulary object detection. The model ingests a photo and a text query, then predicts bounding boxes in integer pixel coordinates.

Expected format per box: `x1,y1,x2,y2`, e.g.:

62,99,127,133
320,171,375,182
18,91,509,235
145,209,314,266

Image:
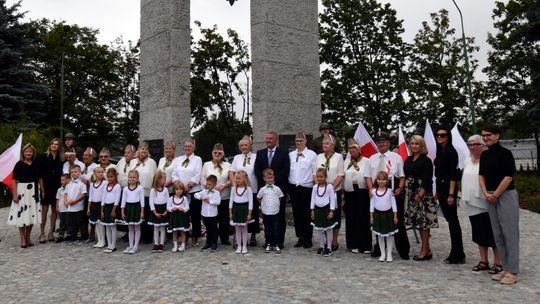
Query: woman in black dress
434,126,465,264
7,143,44,248
38,138,63,243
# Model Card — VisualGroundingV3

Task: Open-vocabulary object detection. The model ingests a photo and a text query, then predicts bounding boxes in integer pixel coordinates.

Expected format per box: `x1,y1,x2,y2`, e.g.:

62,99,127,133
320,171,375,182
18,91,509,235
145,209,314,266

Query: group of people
6,123,520,284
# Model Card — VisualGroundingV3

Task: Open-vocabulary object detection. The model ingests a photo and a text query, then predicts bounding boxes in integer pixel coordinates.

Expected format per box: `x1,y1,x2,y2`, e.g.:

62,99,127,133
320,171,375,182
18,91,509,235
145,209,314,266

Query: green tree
319,0,411,135
0,0,48,125
407,9,480,130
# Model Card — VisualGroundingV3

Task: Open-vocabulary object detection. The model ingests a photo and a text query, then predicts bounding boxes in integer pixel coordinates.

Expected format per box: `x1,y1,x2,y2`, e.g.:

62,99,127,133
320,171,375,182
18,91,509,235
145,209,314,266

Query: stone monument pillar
251,0,322,150
139,0,191,154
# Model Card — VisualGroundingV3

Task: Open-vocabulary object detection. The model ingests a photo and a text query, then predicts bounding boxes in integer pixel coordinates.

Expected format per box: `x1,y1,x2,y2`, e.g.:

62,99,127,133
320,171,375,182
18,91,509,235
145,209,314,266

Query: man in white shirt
364,132,410,260
288,132,317,248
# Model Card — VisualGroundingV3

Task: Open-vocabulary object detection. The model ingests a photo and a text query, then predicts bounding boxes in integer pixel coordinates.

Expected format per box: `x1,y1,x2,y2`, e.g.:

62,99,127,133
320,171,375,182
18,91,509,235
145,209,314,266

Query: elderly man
309,122,342,154
479,125,519,285
364,132,410,260
254,131,290,249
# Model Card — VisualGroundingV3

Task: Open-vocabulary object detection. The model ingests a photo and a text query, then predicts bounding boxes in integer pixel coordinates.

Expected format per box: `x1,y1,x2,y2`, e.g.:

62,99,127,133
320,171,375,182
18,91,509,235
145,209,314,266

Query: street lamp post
451,0,476,133
60,25,70,141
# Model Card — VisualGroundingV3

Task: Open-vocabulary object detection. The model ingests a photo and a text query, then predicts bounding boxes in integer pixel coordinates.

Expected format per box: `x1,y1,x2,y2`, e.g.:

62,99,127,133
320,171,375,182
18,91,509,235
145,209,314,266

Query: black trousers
203,216,218,246
248,194,261,234
289,184,313,242
278,198,287,246
394,193,410,257
437,179,465,259
189,194,202,238
58,212,68,236
263,214,280,247
344,187,372,251
217,199,230,242
67,211,88,241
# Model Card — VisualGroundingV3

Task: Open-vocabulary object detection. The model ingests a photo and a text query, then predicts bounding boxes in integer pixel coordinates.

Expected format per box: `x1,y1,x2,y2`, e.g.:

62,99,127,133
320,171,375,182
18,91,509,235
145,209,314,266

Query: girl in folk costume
87,166,107,248
120,170,145,254
167,181,191,252
229,170,254,254
370,171,399,262
311,168,337,257
157,140,177,193
148,170,170,253
101,168,122,253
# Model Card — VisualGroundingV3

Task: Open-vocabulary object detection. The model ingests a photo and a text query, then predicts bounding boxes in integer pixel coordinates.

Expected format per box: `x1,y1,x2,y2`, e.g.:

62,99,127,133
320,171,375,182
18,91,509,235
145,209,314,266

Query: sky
10,0,500,79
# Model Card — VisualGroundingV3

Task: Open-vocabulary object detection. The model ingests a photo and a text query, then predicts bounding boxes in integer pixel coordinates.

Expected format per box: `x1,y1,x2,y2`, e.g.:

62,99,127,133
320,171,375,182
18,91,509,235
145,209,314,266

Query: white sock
159,227,166,245
326,230,333,250
241,226,248,248
378,236,386,261
133,225,141,249
153,227,159,245
128,226,135,248
106,226,112,248
235,227,242,248
97,224,105,245
318,230,325,248
386,235,394,261
111,226,117,249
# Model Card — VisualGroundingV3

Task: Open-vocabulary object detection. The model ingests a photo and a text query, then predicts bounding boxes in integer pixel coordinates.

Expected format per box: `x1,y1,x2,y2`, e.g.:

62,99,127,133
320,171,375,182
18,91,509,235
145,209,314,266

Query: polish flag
0,134,22,195
451,122,470,169
353,122,378,158
423,120,437,198
398,125,410,161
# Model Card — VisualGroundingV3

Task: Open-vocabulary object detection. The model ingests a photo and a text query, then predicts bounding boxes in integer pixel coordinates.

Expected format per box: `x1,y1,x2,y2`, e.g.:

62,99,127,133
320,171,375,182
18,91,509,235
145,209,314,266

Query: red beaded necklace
316,184,327,197
92,180,103,189
106,182,117,192
375,188,388,197
235,186,247,197
173,196,184,206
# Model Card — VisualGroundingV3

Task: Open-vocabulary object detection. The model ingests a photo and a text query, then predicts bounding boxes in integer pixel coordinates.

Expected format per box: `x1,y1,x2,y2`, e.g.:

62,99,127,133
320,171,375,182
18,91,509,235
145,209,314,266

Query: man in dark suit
254,131,290,249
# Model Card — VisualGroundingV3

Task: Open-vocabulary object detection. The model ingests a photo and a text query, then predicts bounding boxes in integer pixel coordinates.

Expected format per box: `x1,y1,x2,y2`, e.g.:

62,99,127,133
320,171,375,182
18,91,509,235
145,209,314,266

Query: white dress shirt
171,154,203,193
201,160,231,200
116,157,131,188
194,189,221,217
129,157,157,196
229,152,258,193
62,159,84,174
81,162,98,184
364,151,404,190
157,156,177,191
56,187,67,213
315,153,345,191
257,184,284,215
65,178,87,212
343,157,369,191
289,148,317,187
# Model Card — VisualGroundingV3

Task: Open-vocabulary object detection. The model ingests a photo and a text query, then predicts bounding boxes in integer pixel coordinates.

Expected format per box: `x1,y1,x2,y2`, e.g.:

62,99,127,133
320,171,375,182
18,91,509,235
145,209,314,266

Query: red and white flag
0,134,22,195
398,125,410,161
353,122,378,158
451,122,470,169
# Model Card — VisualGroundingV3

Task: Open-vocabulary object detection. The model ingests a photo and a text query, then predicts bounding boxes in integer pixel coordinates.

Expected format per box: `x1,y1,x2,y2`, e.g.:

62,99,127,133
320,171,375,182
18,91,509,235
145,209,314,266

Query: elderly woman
462,135,501,273
117,144,136,188
404,135,438,261
129,142,157,243
172,139,203,246
157,140,177,193
229,136,259,246
37,138,63,243
314,135,344,251
98,147,117,172
8,143,44,248
343,139,370,253
202,143,232,244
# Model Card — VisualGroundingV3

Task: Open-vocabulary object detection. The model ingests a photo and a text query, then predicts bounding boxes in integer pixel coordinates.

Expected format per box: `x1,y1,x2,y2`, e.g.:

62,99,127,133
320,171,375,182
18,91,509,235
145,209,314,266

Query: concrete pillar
139,0,191,152
251,0,321,150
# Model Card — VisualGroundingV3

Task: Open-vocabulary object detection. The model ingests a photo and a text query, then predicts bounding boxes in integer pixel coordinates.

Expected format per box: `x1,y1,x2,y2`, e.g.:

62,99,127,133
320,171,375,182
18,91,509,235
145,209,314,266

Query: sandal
489,263,503,274
472,261,490,272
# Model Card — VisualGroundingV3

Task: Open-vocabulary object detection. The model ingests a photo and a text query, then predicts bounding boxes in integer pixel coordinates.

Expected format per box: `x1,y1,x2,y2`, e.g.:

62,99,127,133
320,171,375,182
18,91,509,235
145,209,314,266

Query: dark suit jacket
254,146,290,193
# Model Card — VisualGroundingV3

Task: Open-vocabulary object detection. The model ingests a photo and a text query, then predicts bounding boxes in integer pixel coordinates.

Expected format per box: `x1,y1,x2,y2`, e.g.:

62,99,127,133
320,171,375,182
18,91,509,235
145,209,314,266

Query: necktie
324,153,334,171
296,152,304,163
268,149,274,167
182,157,190,168
377,154,386,173
243,154,250,166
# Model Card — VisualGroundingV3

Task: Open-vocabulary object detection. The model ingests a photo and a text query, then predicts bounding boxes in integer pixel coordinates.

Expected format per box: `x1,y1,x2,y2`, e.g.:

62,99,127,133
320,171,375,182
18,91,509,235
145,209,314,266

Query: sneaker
172,244,178,252
128,247,138,254
323,248,332,257
152,245,159,253
211,245,218,252
179,243,185,252
275,246,282,254
265,245,271,253
492,271,507,281
317,247,324,255
157,244,164,252
241,246,248,254
103,248,116,253
351,249,360,254
236,246,242,254
123,247,132,254
500,273,519,285
386,255,393,262
201,244,212,252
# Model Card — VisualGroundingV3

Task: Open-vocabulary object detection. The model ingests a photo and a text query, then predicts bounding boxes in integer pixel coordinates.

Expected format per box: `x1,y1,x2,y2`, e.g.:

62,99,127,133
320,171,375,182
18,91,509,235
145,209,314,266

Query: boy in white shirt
194,175,221,252
64,165,88,242
257,169,284,253
55,174,70,242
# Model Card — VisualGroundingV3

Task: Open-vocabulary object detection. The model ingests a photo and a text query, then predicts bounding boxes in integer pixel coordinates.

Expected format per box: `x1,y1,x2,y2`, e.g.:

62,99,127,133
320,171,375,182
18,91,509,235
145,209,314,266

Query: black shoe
331,244,339,251
294,239,304,247
444,255,465,264
249,239,257,247
201,244,212,252
151,245,159,253
55,237,65,243
221,240,231,245
323,248,332,257
316,247,324,255
278,243,284,250
303,240,313,249
211,244,218,252
413,251,433,261
400,254,410,260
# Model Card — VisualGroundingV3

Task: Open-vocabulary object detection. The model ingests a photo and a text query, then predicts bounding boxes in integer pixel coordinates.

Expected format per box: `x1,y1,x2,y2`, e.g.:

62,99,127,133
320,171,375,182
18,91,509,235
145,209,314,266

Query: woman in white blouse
129,142,157,243
314,135,344,251
343,139,371,253
229,136,259,245
117,144,136,188
172,139,203,246
202,143,232,245
157,140,177,193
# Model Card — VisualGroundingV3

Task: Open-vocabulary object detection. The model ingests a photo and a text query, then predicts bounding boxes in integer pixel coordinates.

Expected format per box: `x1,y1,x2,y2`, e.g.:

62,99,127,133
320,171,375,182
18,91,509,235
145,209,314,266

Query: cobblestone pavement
0,206,539,303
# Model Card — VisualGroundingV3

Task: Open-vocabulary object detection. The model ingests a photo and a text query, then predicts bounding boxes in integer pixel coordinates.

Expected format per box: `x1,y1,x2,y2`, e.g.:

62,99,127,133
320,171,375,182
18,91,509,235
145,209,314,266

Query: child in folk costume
194,175,221,252
88,166,107,248
148,170,170,253
311,168,337,257
55,174,70,242
229,170,254,254
257,168,284,254
121,170,145,254
370,171,399,262
101,168,122,253
167,181,190,252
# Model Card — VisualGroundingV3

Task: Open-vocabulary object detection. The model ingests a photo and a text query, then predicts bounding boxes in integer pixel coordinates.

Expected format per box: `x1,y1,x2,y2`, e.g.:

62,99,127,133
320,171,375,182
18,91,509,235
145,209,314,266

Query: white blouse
461,157,488,216
289,148,317,188
116,157,131,188
121,185,145,208
101,182,122,206
149,188,170,210
89,180,107,202
129,157,157,196
81,162,97,183
167,195,190,213
229,152,258,193
310,183,336,209
157,156,177,190
201,160,232,200
369,188,397,212
171,154,202,193
229,186,254,209
315,153,345,191
62,159,84,175
343,157,369,191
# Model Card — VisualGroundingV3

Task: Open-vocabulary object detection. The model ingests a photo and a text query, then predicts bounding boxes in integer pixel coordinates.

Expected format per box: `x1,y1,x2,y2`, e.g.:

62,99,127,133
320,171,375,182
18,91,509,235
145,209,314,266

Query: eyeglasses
467,143,482,147
435,133,448,138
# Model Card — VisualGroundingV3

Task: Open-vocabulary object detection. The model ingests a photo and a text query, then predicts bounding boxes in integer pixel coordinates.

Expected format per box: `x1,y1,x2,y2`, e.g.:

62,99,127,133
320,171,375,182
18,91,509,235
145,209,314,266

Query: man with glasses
479,125,520,285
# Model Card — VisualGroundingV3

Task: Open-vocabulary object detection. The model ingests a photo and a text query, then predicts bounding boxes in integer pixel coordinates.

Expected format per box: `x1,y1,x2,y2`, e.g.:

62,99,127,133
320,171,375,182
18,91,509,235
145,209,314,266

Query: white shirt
171,154,203,193
343,157,369,191
101,182,122,206
129,157,157,196
201,160,231,200
364,151,405,190
56,186,67,213
229,186,254,209
369,188,397,212
98,163,117,175
81,162,98,184
116,157,131,188
315,153,345,191
65,178,87,212
257,184,284,215
310,184,336,209
194,189,221,217
157,156,177,191
121,184,145,208
167,195,190,213
62,159,84,174
289,148,317,187
149,188,170,210
461,157,488,216
88,180,106,202
229,152,258,193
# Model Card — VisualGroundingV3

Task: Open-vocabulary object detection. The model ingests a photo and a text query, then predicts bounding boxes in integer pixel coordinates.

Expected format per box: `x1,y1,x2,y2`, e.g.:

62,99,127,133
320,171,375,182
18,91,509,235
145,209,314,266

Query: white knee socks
105,226,118,249
386,235,394,262
133,225,141,249
326,231,333,250
128,226,135,248
96,224,105,246
153,227,159,245
378,236,387,262
318,230,325,248
241,226,248,248
159,227,165,245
